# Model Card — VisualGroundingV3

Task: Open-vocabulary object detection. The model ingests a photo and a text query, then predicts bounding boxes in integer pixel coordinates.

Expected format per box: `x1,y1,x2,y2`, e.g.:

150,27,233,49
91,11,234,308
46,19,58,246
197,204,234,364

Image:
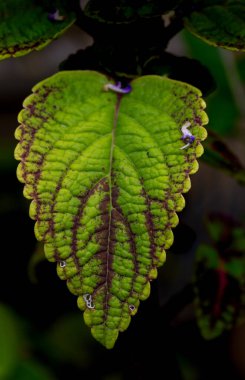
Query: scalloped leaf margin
184,1,245,51
0,0,75,61
15,70,208,348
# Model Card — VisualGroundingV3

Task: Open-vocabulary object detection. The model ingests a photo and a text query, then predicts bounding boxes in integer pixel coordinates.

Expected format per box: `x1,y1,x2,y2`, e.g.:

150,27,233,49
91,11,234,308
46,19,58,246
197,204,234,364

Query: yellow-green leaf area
15,70,208,349
184,1,245,51
0,0,75,60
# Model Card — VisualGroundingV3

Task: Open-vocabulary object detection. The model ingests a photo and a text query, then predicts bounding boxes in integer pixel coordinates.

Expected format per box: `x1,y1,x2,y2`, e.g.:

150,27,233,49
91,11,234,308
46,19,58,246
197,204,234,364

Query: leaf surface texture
185,0,245,51
15,71,207,348
0,0,75,60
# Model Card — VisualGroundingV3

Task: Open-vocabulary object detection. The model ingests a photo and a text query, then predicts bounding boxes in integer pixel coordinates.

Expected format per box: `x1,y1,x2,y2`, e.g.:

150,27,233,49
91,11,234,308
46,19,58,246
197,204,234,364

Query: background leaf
83,0,181,24
15,70,207,348
202,130,245,185
194,214,245,339
182,30,241,135
143,52,216,96
8,360,56,380
0,0,75,61
0,304,23,378
184,0,245,51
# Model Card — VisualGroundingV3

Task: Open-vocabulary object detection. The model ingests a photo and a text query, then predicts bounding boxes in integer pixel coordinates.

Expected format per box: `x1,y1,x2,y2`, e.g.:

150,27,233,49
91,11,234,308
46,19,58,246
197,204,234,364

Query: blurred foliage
83,0,182,23
202,130,245,185
183,30,241,135
0,303,55,380
184,1,245,51
0,304,23,378
194,214,245,340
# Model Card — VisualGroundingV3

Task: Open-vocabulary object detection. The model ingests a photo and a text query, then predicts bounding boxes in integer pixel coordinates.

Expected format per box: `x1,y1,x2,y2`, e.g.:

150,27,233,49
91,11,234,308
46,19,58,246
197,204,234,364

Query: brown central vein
104,94,122,311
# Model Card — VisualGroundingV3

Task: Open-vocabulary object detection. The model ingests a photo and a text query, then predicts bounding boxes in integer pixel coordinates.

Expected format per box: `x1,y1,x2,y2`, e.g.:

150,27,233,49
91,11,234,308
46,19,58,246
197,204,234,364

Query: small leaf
184,1,245,51
0,0,75,61
15,70,207,348
194,214,245,339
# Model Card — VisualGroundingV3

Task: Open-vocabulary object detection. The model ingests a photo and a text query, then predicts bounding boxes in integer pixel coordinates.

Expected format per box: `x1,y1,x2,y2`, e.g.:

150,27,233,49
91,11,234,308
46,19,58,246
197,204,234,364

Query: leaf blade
15,71,208,348
0,0,75,60
184,1,245,51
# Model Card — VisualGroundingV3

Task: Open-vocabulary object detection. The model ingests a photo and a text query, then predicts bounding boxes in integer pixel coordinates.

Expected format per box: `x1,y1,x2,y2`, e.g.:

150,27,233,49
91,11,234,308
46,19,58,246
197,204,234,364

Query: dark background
0,25,245,379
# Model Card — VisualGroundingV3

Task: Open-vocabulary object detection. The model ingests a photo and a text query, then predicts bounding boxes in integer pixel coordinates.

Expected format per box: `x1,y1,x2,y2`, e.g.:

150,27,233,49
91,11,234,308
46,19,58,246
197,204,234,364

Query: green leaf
15,70,208,348
184,1,245,51
0,0,75,61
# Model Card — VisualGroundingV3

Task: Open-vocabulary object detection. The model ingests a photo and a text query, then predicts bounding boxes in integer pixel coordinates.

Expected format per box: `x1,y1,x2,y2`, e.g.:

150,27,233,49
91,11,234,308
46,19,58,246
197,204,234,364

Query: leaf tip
91,325,119,350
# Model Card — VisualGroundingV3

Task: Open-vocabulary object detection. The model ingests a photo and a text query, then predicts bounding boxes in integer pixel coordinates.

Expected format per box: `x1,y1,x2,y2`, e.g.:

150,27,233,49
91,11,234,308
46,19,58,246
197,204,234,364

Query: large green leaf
0,0,75,61
15,70,208,348
184,1,245,51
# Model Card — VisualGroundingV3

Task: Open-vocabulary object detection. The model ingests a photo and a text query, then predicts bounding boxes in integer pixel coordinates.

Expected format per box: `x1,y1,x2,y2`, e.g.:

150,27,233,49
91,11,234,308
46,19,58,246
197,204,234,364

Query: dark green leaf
184,1,245,51
84,0,181,24
0,0,75,60
182,30,240,135
143,52,216,96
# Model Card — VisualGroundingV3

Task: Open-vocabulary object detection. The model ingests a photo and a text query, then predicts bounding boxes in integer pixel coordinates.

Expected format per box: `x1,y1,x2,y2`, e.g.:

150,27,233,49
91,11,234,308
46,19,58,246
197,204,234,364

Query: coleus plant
1,0,245,349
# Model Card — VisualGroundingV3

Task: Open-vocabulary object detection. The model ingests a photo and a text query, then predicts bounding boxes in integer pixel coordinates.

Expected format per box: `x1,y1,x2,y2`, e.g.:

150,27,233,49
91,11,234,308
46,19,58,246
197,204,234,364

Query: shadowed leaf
84,0,181,24
15,70,207,348
184,1,245,51
60,48,216,95
0,0,75,61
143,53,216,96
60,17,169,79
